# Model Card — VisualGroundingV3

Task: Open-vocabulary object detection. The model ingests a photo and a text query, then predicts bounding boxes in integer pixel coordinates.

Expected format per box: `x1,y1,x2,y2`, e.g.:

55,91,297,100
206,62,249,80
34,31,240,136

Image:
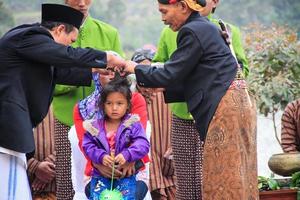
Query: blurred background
0,0,299,55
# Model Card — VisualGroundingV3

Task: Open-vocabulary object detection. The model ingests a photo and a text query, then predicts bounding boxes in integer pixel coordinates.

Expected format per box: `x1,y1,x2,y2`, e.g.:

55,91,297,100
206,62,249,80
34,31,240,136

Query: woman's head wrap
157,0,206,12
78,73,103,120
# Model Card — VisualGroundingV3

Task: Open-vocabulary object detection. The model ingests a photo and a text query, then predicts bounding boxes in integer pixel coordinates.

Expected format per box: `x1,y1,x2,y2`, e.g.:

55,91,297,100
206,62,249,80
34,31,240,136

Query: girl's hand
114,153,126,166
102,155,114,167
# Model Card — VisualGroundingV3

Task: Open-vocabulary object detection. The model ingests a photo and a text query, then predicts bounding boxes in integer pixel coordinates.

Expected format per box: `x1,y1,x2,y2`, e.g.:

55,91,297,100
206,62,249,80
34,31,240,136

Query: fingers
114,154,126,166
117,162,135,178
113,168,123,179
92,68,112,75
93,163,112,178
164,147,174,160
124,60,137,74
106,53,126,70
47,161,55,170
102,155,114,167
32,179,47,191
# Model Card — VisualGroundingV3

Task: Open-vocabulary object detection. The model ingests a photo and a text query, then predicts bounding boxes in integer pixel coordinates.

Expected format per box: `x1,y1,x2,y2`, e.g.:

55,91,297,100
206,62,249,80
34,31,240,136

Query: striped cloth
0,152,32,200
147,92,176,199
27,106,56,197
281,99,300,153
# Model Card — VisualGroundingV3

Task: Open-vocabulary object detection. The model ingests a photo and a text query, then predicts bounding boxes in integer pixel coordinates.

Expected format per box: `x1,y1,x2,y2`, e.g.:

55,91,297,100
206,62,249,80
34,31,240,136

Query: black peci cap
42,4,84,30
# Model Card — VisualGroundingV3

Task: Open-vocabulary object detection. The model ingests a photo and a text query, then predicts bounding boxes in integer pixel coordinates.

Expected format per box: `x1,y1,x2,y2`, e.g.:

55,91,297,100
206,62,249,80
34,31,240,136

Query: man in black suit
0,4,125,199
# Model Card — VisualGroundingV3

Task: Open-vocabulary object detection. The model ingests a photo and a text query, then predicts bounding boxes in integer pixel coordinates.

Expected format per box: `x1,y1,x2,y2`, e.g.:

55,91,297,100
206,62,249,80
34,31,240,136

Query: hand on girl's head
99,72,115,86
102,154,114,167
114,153,126,166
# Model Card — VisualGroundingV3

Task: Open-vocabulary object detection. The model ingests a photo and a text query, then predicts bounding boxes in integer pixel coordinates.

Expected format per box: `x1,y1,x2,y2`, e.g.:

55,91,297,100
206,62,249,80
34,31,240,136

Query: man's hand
220,30,231,46
164,147,174,160
31,178,47,191
35,161,55,183
124,60,137,74
118,162,136,178
93,162,123,179
106,52,126,72
137,86,157,104
91,68,113,75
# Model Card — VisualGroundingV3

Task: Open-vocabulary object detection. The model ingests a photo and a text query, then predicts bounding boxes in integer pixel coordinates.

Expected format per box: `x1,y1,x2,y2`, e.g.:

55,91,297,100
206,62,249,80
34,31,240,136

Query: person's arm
27,157,41,177
163,84,185,103
281,105,299,153
121,123,150,163
18,32,107,69
27,157,55,183
134,28,203,89
82,132,108,164
131,92,148,130
54,67,92,86
73,104,86,153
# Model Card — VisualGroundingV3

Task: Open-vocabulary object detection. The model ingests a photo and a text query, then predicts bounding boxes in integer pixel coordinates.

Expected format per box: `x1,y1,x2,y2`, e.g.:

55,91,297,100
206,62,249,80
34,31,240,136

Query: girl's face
104,92,128,121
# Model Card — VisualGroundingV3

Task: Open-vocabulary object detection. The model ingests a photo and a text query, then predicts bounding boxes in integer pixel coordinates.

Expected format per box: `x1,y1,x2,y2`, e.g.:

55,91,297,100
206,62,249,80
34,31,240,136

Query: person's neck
105,118,121,132
82,14,89,25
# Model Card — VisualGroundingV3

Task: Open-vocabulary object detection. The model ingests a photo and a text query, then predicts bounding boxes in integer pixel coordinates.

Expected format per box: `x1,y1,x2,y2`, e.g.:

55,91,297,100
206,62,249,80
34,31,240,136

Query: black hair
99,72,132,117
131,49,155,63
41,21,74,33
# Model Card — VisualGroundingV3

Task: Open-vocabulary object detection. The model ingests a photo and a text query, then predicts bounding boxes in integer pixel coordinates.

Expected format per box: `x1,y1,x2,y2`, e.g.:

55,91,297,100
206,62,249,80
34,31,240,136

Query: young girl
82,75,150,200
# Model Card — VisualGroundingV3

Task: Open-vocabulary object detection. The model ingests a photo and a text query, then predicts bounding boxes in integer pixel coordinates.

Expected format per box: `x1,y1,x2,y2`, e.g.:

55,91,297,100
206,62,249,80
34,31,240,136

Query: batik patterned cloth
202,80,258,200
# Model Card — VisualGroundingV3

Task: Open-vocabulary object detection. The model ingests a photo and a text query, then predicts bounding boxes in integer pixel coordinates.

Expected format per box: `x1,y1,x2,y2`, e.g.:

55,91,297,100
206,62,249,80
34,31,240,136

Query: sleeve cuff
121,150,131,163
27,158,41,176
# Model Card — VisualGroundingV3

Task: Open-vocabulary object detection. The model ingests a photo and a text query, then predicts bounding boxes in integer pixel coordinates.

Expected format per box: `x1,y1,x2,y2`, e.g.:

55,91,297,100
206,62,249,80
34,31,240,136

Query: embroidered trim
83,120,99,136
123,114,140,128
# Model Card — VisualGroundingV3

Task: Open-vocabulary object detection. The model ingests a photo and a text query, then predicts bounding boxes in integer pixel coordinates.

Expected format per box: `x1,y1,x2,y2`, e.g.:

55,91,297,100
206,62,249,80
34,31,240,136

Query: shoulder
4,24,51,41
123,114,141,128
181,16,217,36
83,119,102,136
87,16,119,35
284,99,300,115
131,92,146,104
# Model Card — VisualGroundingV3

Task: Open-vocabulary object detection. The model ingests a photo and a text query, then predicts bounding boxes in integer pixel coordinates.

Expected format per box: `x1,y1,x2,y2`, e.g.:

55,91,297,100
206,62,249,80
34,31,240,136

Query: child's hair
99,72,132,117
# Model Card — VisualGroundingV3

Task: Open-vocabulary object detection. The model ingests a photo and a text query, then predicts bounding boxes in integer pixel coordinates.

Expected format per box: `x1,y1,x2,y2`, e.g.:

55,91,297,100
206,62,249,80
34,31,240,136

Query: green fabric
52,16,124,126
153,15,249,120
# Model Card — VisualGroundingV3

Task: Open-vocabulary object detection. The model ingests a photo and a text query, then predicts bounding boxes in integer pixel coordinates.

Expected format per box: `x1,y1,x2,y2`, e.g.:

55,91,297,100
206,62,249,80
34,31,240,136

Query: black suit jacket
135,12,237,141
0,23,107,153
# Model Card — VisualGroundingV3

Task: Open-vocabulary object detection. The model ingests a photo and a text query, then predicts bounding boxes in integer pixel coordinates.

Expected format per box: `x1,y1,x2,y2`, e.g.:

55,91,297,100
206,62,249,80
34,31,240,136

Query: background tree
244,24,300,145
0,1,14,36
1,0,299,54
273,0,300,36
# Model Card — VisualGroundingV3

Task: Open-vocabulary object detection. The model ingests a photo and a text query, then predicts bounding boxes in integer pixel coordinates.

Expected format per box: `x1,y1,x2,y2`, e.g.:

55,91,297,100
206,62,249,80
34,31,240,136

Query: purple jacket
82,114,150,175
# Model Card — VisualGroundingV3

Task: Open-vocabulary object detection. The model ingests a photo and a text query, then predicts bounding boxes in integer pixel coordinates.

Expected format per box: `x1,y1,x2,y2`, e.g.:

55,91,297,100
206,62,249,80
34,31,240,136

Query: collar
184,11,201,25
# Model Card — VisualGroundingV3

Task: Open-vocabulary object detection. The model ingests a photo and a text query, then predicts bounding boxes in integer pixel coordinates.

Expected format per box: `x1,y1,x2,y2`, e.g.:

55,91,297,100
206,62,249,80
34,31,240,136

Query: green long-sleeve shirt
153,15,248,120
52,16,124,126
